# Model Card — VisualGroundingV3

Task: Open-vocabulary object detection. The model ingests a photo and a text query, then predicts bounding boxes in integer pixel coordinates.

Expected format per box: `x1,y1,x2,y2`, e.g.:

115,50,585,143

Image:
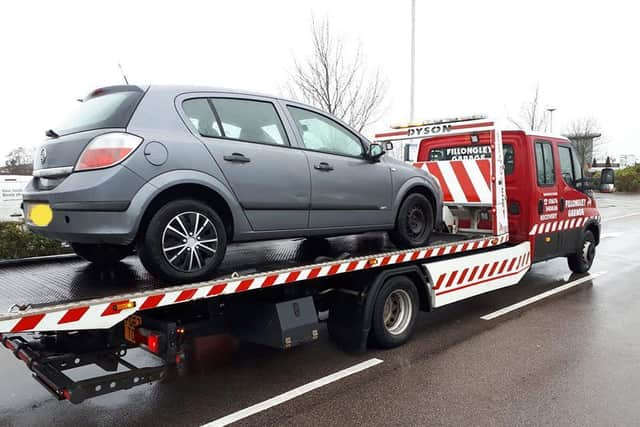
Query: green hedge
0,222,67,260
616,165,640,192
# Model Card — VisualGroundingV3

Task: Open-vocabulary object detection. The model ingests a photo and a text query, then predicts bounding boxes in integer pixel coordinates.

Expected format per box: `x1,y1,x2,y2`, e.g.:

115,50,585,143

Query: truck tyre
138,199,227,283
389,193,434,248
371,276,419,348
71,243,132,265
567,230,596,274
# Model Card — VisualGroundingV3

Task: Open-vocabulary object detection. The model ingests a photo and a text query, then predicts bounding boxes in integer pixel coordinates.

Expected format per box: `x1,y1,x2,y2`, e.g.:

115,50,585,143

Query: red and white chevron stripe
529,215,600,235
413,159,492,205
429,241,531,307
0,234,510,334
433,251,530,295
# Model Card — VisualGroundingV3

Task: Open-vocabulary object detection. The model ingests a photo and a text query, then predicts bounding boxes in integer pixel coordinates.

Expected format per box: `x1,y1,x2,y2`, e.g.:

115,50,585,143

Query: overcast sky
1,0,638,161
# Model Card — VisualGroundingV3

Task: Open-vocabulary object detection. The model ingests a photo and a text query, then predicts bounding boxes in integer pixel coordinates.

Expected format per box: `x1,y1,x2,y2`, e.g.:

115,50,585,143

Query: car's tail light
75,132,142,171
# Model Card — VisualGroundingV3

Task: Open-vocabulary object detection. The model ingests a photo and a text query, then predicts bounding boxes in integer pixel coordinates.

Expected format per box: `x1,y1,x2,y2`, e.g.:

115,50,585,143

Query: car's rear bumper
23,165,147,245
26,208,139,245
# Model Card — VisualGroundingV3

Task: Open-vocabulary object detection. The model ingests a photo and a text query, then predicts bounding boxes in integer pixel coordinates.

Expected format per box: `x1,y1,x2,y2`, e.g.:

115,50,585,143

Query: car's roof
143,84,299,104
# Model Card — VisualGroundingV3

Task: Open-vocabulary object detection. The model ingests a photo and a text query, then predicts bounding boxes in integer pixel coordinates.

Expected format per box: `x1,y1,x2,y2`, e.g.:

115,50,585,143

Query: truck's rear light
75,132,142,171
147,334,160,354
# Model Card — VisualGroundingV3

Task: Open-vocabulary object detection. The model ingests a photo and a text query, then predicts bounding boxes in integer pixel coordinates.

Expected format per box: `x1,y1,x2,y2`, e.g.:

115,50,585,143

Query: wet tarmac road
1,193,639,427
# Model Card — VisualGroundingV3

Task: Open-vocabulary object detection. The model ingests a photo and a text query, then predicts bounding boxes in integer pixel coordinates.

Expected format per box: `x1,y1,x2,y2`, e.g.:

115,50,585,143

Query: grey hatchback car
24,85,442,282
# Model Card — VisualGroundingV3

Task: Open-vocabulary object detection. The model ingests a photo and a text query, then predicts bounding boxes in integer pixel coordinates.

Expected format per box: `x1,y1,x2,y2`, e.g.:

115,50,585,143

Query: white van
0,175,30,221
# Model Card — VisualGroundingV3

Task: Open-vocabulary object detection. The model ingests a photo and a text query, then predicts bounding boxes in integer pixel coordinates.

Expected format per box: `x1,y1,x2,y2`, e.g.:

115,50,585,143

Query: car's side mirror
368,143,385,161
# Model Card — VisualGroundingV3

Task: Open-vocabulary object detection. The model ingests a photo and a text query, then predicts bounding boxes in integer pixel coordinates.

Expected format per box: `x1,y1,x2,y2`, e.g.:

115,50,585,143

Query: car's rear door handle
223,153,251,163
314,162,333,171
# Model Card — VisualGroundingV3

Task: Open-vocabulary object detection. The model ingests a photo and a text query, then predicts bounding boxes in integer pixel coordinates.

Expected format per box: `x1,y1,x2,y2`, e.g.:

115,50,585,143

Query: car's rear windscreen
55,86,145,136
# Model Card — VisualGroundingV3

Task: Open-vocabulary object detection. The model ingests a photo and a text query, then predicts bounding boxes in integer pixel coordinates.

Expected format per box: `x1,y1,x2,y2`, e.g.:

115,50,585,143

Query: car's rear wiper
45,129,59,138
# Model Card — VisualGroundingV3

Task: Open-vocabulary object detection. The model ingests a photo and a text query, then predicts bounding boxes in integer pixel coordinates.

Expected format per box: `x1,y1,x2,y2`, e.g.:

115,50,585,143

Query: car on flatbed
23,85,442,282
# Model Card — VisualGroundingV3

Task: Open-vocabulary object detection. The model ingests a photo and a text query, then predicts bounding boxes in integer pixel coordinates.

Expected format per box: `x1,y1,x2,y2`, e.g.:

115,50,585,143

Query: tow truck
0,117,600,403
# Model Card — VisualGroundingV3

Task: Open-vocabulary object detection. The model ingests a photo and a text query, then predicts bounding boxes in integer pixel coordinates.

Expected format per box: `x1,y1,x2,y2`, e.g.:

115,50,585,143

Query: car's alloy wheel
161,211,218,272
138,199,227,283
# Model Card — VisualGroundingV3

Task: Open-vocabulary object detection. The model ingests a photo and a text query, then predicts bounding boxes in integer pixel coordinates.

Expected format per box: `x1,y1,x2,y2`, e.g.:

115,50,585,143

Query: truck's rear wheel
389,193,434,248
71,243,132,265
138,199,227,283
371,276,419,348
567,230,596,274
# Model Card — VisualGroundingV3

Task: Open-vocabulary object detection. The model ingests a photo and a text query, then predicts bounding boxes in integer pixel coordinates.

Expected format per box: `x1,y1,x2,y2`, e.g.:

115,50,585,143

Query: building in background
618,154,638,168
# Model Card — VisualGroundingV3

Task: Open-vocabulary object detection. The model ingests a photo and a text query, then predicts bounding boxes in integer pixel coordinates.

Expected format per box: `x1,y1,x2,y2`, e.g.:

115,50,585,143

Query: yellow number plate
26,203,53,227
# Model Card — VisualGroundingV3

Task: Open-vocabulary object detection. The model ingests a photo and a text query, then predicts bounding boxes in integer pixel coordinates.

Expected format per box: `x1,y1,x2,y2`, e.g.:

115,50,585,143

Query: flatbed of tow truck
0,232,476,313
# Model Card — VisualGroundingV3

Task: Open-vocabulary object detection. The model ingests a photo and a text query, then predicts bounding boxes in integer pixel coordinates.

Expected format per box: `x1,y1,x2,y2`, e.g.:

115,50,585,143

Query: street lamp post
410,0,416,122
547,107,557,133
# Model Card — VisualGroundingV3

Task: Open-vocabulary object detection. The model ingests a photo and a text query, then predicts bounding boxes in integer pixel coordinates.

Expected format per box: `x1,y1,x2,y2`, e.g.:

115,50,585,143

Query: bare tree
508,85,548,132
564,117,603,167
287,17,387,132
2,147,33,175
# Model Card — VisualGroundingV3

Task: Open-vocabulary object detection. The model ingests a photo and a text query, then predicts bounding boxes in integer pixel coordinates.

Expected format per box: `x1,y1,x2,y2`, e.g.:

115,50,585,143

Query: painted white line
603,212,640,223
600,232,623,239
481,271,607,320
201,358,384,427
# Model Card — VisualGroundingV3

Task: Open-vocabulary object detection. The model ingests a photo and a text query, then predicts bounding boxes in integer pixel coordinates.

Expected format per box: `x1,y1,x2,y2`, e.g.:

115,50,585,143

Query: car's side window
287,106,363,157
182,98,222,138
210,98,289,146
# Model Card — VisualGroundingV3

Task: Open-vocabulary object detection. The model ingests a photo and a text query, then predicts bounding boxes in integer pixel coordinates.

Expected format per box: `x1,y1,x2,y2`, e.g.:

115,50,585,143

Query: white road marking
603,212,640,223
600,232,623,239
480,271,607,320
201,358,384,427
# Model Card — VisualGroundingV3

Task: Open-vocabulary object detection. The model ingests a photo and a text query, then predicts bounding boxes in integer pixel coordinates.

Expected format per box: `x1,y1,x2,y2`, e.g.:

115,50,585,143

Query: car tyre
371,276,419,349
389,193,434,248
138,199,227,283
567,230,596,274
71,243,132,265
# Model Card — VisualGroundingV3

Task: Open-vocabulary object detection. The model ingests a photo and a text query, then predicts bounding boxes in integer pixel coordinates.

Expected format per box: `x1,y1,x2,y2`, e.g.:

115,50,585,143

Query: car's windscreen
55,89,144,136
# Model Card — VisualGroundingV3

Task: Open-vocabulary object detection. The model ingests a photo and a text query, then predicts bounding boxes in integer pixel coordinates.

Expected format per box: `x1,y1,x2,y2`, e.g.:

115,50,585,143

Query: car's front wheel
71,243,133,265
389,193,434,248
138,199,227,283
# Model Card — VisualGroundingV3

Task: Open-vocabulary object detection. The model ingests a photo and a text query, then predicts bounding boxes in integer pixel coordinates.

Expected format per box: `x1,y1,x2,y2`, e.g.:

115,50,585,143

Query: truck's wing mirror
368,143,385,161
384,141,394,151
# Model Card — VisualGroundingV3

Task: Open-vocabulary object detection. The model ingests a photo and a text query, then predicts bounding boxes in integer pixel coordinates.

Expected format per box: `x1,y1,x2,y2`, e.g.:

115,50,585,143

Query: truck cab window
535,141,555,186
558,145,575,186
426,144,515,175
559,144,587,190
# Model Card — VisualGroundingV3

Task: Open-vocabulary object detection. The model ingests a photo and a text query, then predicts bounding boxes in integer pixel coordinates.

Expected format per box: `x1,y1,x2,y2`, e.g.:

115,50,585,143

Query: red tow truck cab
414,127,600,263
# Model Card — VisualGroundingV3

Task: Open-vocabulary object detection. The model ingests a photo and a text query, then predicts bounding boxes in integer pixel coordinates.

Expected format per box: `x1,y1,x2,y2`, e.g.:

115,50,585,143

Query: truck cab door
532,140,561,261
557,143,592,256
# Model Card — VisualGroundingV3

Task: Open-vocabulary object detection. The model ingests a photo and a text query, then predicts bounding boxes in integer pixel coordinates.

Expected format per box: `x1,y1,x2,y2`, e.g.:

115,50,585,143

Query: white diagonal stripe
463,160,492,203
438,161,467,202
